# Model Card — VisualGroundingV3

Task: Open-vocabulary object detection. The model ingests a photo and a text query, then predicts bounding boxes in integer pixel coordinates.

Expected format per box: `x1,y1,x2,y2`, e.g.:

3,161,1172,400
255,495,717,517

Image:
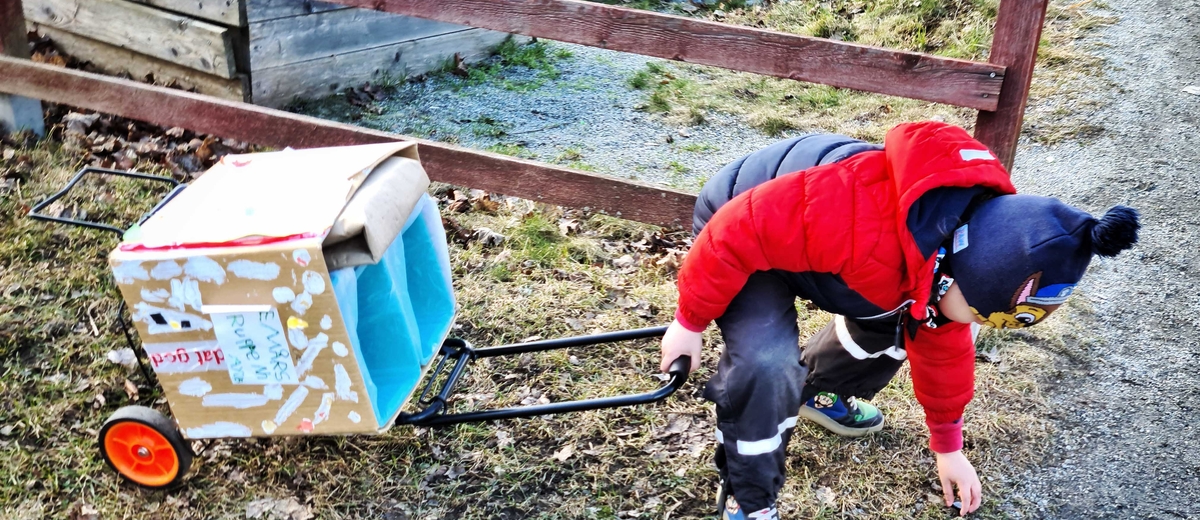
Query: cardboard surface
108,143,434,438
129,142,417,249
111,240,380,437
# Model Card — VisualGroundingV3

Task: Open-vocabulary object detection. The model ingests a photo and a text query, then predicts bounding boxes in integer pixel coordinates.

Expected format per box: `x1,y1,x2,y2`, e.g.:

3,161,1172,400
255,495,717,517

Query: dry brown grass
628,0,1114,145
0,135,1094,518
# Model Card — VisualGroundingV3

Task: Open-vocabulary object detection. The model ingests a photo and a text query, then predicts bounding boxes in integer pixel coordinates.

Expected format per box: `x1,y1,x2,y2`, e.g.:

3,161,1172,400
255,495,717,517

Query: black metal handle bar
28,166,183,236
396,326,689,427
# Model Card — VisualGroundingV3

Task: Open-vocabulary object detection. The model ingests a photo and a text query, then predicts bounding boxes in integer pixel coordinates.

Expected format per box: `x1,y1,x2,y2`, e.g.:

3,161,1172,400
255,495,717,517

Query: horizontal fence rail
327,0,1006,111
0,56,697,226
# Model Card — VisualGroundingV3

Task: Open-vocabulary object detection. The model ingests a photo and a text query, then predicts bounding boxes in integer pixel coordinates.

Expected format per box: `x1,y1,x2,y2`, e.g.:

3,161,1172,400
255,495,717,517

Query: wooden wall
245,1,516,107
23,0,514,106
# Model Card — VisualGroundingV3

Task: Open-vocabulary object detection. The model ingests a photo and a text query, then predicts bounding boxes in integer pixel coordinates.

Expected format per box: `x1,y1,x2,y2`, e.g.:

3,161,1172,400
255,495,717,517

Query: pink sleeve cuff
674,309,708,333
927,417,964,453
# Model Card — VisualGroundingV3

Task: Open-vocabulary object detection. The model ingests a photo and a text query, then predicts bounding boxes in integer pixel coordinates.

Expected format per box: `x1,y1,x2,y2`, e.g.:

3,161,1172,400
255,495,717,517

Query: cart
31,154,691,489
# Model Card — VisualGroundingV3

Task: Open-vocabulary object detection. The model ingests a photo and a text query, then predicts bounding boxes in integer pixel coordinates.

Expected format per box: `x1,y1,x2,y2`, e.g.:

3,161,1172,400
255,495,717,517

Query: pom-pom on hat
944,195,1139,328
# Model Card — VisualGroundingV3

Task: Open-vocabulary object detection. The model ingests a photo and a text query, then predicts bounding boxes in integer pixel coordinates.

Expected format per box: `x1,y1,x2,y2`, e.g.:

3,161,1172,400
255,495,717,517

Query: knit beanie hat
943,194,1139,328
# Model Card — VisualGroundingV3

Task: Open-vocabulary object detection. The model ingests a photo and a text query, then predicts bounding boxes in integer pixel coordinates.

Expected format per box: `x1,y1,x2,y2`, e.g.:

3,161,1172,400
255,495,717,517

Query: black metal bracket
28,166,182,387
28,166,183,237
396,326,690,427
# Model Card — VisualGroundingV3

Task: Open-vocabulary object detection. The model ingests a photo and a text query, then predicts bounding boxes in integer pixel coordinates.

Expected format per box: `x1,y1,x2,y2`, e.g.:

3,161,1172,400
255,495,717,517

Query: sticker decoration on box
150,260,183,280
313,393,335,426
185,422,252,438
113,261,149,284
168,278,203,312
292,249,311,267
294,339,326,377
302,271,326,295
184,256,227,284
134,303,213,334
202,393,271,409
288,327,309,351
274,386,310,426
227,260,281,281
334,363,358,403
178,377,212,397
272,287,296,304
290,292,313,315
140,288,170,303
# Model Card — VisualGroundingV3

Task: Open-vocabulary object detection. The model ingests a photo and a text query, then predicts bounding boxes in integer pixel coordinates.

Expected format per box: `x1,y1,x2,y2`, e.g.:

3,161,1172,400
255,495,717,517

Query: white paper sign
211,308,299,385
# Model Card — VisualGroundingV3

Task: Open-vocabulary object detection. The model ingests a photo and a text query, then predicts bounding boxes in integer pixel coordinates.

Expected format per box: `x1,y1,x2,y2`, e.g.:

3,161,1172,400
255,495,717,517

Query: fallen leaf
474,227,506,247
551,443,575,462
106,348,138,368
613,255,636,268
495,430,513,448
123,379,139,401
68,502,100,520
245,497,312,520
816,486,837,508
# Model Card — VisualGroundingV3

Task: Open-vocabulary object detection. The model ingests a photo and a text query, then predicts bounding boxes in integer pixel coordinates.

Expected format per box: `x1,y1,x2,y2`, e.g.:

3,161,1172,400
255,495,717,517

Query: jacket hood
883,121,1017,319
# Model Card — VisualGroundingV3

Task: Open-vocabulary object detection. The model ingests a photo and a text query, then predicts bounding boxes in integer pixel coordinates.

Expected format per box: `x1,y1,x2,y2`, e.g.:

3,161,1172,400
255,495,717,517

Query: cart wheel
98,406,192,488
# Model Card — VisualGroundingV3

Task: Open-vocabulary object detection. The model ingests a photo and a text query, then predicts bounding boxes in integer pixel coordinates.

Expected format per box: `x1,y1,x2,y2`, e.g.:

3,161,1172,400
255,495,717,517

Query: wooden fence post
0,0,45,136
973,0,1050,171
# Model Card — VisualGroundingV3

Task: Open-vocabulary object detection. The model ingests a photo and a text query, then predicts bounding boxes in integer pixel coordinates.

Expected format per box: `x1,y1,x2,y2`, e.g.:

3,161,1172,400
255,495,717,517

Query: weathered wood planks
23,0,239,77
324,0,1007,111
244,0,348,23
249,6,465,69
1,0,45,135
252,28,514,107
0,56,696,226
125,0,244,27
973,0,1051,170
31,25,248,101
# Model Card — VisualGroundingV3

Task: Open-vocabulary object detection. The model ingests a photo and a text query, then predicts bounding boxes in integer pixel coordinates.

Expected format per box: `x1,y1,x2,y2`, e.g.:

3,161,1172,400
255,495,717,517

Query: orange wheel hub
103,421,180,487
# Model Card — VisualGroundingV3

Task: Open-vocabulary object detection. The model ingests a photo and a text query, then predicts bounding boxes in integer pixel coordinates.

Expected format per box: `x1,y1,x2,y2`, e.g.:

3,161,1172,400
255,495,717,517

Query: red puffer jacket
675,121,1016,451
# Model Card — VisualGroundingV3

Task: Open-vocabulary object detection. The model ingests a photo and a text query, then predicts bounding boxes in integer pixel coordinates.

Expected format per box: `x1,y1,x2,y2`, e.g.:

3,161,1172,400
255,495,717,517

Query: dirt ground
1000,0,1200,517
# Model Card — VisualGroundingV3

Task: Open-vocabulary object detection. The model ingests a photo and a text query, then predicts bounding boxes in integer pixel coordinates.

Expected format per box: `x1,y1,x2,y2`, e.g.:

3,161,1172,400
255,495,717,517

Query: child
658,121,1139,519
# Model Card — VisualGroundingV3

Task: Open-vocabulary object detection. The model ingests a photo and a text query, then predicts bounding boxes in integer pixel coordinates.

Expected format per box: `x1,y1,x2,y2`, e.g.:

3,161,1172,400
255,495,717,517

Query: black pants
703,271,908,511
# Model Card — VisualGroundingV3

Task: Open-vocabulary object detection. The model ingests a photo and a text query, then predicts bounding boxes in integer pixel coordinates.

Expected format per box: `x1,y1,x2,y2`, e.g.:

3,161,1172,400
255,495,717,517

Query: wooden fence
0,0,1049,227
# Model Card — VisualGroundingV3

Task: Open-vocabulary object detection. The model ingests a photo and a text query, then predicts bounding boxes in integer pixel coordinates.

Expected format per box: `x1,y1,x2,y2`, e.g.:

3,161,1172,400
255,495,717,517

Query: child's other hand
936,450,982,516
660,320,703,373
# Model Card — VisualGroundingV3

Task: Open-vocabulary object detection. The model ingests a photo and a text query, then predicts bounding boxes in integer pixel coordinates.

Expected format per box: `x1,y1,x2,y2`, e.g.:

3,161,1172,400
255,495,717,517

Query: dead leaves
551,443,575,462
244,497,313,520
66,502,99,520
122,379,139,401
49,108,251,178
646,413,712,460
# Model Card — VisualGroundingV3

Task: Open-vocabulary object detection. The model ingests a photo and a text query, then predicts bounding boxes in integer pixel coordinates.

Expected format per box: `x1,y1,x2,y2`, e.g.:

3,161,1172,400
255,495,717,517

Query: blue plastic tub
328,194,455,426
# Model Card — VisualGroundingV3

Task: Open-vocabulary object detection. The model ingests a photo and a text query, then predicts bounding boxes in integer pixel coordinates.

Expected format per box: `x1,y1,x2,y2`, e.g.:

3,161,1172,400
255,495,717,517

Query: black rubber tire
98,405,192,489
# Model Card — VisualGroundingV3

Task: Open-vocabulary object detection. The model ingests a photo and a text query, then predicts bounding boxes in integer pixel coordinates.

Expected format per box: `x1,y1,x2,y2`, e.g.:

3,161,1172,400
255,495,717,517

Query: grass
1,133,1091,518
623,0,1112,143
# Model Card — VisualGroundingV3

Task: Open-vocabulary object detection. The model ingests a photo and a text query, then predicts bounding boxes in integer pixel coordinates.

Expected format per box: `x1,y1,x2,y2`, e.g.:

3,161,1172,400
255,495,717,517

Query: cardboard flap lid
323,155,430,270
126,142,419,249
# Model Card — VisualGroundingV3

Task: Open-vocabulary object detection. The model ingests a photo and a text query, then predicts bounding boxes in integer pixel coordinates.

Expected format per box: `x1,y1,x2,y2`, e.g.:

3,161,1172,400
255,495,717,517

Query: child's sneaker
798,392,884,437
717,481,780,520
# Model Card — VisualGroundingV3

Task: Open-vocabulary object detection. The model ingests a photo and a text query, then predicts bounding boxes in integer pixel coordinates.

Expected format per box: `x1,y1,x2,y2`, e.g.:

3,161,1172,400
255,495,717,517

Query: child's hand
936,450,982,516
659,320,703,373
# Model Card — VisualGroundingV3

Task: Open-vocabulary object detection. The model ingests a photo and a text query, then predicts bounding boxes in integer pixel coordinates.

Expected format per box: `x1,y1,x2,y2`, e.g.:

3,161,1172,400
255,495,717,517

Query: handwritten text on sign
211,308,298,385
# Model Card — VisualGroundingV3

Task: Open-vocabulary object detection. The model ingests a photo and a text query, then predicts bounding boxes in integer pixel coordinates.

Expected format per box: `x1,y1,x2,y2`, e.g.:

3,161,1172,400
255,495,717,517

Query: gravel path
318,2,1200,515
367,43,780,188
1002,0,1200,517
